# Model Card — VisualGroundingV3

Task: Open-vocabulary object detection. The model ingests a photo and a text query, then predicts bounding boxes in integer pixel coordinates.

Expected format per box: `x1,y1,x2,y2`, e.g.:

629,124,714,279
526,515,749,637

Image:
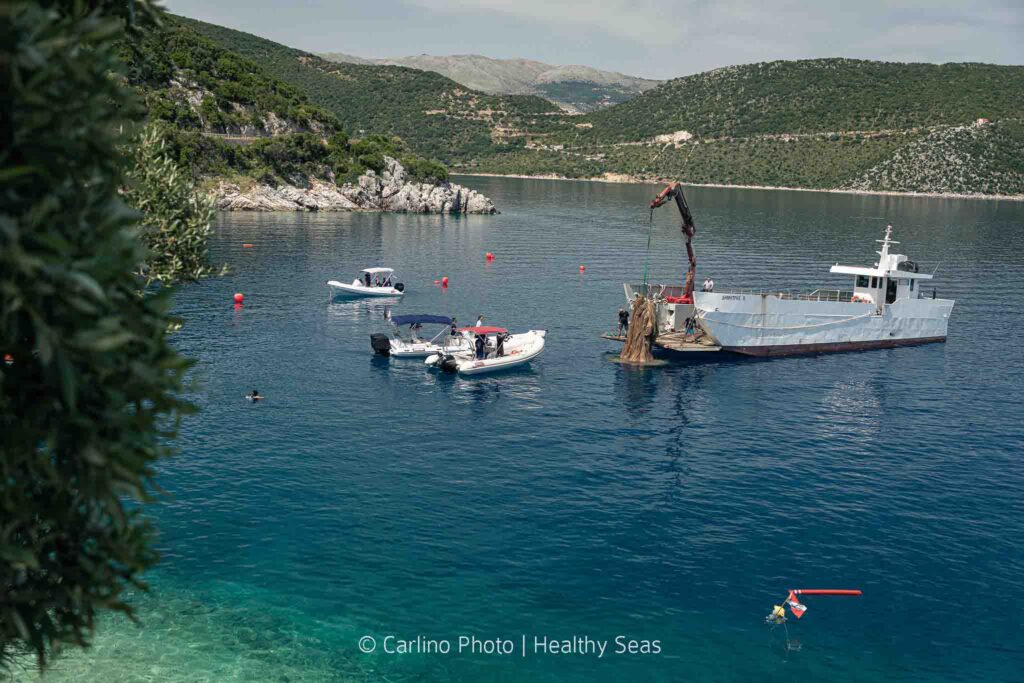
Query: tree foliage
1,0,198,669
124,123,218,285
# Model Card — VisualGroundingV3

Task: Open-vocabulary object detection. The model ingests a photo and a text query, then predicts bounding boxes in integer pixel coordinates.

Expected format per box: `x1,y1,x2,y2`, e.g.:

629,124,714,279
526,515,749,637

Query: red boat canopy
457,326,507,334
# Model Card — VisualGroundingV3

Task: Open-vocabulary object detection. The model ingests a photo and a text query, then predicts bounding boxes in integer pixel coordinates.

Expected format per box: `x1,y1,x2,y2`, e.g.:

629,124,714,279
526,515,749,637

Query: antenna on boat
876,224,899,262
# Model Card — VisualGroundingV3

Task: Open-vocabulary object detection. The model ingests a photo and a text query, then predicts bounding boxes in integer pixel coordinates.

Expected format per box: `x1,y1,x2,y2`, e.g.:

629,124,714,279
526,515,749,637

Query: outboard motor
394,282,405,293
369,333,392,357
439,354,459,373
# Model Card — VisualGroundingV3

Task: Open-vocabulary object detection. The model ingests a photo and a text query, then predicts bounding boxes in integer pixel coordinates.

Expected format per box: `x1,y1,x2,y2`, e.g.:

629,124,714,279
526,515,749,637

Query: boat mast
875,225,898,313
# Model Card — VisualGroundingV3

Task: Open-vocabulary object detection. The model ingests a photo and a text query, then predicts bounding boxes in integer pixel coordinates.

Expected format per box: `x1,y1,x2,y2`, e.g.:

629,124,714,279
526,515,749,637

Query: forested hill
475,58,1024,196
579,58,1024,143
149,16,1024,196
123,18,449,187
174,16,571,162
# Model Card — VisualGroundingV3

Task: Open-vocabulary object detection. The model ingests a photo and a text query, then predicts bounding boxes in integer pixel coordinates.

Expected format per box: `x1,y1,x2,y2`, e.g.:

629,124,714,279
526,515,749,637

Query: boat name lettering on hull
721,295,744,300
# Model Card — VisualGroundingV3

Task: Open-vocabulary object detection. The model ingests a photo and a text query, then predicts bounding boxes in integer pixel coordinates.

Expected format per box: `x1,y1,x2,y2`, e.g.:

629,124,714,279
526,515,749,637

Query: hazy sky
165,0,1024,80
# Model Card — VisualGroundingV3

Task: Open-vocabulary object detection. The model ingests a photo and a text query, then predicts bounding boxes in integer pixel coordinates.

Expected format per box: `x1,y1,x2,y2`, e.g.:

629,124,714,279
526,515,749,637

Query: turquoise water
32,180,1024,681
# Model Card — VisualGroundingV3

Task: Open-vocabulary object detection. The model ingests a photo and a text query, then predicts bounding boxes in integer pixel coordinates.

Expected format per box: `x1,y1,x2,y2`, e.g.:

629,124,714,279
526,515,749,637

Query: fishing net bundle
619,295,657,363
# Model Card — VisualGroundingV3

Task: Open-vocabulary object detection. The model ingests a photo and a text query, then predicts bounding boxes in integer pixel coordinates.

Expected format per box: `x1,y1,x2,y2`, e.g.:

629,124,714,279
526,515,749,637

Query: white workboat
425,328,546,375
370,314,472,358
622,226,954,356
328,267,404,298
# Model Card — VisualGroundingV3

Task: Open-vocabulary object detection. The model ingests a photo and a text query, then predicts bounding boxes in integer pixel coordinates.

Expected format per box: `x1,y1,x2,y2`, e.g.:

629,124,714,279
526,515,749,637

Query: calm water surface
34,179,1024,682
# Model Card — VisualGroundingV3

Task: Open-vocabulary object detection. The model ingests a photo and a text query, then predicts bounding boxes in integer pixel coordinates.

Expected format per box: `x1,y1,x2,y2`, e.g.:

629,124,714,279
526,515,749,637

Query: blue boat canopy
390,314,452,326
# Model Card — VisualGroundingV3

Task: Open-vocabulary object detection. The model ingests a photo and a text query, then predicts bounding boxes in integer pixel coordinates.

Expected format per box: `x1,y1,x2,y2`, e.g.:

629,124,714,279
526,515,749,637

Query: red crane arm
650,182,698,298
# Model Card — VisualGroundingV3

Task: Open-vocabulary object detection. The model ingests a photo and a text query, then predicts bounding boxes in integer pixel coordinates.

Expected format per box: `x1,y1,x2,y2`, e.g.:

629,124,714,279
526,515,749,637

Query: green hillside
579,58,1024,143
470,58,1024,196
123,18,448,186
175,16,571,162
151,17,1024,196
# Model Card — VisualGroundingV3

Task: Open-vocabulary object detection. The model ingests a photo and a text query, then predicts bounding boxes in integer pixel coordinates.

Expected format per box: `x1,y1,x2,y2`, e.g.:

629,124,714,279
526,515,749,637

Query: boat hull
726,335,947,356
390,339,471,358
695,292,954,356
328,280,403,298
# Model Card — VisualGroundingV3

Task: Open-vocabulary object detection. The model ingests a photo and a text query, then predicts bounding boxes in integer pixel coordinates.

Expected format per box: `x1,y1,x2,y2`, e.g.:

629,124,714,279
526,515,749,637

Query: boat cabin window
856,275,870,288
871,277,879,288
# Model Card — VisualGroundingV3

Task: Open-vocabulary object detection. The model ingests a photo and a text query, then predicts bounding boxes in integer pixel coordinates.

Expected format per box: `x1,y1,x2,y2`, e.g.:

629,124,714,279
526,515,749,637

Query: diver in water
246,388,262,401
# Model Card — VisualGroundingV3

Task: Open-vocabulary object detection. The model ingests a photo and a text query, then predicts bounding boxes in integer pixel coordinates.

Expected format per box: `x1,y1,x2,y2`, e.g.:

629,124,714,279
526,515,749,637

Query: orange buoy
243,243,254,248
441,276,449,287
233,292,244,304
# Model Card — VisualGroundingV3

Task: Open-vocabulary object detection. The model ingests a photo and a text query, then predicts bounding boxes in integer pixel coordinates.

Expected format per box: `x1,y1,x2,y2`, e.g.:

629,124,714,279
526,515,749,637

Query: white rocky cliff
213,156,496,213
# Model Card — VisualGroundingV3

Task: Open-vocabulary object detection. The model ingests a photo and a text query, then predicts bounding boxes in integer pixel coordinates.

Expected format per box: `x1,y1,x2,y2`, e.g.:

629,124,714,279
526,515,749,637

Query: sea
26,178,1024,682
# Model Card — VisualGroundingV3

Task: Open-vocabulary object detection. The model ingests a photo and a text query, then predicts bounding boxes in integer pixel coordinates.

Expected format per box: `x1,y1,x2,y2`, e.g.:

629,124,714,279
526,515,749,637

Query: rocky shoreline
213,157,497,213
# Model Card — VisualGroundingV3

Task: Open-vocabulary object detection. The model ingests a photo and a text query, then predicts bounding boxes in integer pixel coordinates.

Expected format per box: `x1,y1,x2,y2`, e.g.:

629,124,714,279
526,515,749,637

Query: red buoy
242,243,254,248
485,252,494,261
441,276,449,287
579,265,586,272
233,292,244,304
434,279,440,285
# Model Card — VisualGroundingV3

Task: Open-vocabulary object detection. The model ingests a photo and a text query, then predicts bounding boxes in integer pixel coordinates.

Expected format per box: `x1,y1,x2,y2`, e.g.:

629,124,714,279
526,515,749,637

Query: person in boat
496,332,507,358
475,334,486,359
449,318,458,340
247,388,262,401
364,272,372,287
706,278,714,292
383,274,392,287
701,278,710,292
475,315,484,327
410,322,423,341
617,308,629,336
685,317,696,335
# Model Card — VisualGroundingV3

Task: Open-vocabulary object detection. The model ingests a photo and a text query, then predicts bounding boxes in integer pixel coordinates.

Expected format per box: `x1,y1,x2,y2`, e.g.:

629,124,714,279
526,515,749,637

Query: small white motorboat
328,267,404,298
425,327,546,375
370,314,472,358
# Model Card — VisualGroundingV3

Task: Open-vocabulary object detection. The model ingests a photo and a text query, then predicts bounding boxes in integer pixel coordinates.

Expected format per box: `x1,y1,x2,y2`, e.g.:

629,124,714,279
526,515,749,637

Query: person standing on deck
475,315,484,327
617,308,629,337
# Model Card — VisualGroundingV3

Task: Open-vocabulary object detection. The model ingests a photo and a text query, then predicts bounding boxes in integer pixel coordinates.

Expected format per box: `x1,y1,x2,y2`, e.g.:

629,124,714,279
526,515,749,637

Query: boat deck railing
625,283,687,299
714,287,856,302
626,283,856,303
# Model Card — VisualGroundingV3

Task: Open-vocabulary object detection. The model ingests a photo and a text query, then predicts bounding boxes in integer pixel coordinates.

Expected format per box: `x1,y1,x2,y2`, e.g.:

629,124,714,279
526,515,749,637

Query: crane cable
642,208,655,291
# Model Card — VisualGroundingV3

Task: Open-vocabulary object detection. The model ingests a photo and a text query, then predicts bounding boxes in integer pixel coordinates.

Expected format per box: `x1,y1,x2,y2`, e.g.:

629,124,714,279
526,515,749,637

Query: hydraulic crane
649,182,697,301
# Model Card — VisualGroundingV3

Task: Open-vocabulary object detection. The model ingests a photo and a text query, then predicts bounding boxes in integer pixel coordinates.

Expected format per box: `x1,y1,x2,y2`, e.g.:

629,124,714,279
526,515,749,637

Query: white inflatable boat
425,328,546,375
328,267,404,298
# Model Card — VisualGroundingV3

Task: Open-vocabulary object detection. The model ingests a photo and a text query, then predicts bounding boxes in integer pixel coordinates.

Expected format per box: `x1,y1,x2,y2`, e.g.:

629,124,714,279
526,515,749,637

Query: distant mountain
319,52,661,112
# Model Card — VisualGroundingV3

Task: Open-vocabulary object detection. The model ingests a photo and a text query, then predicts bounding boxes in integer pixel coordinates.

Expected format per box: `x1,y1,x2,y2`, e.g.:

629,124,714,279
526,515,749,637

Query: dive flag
787,591,807,619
